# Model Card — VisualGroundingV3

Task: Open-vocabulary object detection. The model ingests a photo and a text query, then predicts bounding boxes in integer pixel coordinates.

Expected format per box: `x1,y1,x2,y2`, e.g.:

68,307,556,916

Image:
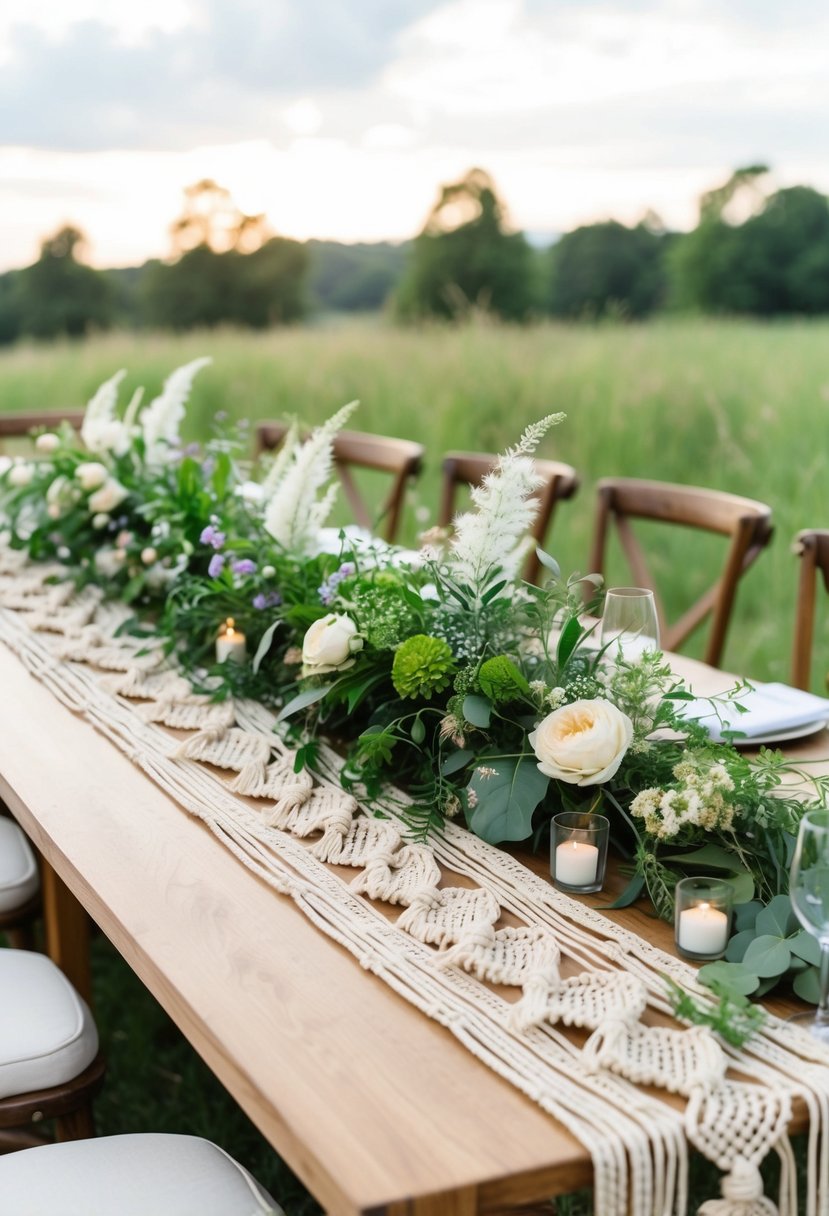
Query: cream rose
75,461,108,491
529,699,633,786
35,433,60,454
88,478,128,514
301,613,362,676
8,463,34,487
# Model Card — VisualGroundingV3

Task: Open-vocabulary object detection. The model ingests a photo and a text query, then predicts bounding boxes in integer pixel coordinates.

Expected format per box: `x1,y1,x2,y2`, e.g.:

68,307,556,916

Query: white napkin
683,682,829,742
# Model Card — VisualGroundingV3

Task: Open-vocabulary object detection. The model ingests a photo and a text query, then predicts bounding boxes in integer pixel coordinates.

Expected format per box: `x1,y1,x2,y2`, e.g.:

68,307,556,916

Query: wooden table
0,640,827,1215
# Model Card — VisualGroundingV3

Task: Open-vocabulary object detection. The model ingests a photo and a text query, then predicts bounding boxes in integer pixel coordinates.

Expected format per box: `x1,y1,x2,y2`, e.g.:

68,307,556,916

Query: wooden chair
0,411,84,447
0,949,104,1152
438,452,580,584
791,530,829,690
588,478,774,668
0,816,40,951
256,423,425,544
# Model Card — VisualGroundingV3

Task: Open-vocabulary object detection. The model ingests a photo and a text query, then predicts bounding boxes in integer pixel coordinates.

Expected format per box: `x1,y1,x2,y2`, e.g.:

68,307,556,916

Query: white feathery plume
447,412,565,592
261,420,300,497
80,368,127,454
141,357,211,464
264,401,358,554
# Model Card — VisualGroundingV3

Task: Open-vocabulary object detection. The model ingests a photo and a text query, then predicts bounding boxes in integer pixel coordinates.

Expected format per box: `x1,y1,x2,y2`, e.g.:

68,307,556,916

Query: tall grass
0,316,826,681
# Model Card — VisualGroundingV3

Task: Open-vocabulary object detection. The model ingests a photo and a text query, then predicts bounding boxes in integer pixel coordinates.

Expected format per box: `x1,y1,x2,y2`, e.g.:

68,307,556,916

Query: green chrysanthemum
478,655,530,703
392,634,455,700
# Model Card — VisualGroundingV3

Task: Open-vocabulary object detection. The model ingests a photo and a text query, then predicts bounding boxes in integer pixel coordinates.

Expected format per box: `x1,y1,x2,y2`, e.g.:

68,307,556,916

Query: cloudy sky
2,0,828,270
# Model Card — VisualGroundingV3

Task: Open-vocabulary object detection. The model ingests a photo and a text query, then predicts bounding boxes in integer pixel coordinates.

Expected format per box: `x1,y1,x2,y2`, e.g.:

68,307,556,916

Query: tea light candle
677,901,729,957
555,838,599,888
216,617,247,664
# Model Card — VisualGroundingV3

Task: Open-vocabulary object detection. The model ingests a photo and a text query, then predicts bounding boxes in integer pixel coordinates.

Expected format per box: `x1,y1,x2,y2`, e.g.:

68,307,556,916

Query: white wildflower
141,357,211,465
447,413,565,593
81,368,129,455
263,401,357,555
261,420,300,497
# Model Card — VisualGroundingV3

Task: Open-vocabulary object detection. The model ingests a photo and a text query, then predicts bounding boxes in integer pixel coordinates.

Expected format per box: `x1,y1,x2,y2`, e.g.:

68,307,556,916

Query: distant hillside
305,240,410,312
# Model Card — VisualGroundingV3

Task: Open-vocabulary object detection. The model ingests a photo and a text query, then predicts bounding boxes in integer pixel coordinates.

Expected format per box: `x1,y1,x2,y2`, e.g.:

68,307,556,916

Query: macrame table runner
2,548,829,1216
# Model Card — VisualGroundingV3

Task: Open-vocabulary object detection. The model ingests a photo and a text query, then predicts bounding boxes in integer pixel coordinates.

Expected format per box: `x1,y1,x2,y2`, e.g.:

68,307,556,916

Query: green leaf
725,930,756,963
790,930,822,967
440,749,474,776
481,579,508,604
663,843,740,871
793,966,822,1005
726,871,755,905
276,684,332,722
467,757,549,844
755,894,798,939
742,935,792,978
535,548,561,579
462,694,492,728
251,620,282,674
601,872,645,909
733,901,762,932
344,672,387,714
556,616,583,668
697,961,760,997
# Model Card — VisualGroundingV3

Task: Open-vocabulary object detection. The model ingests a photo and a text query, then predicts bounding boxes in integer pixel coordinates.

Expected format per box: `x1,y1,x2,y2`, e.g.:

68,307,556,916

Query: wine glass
789,808,829,1040
600,587,660,662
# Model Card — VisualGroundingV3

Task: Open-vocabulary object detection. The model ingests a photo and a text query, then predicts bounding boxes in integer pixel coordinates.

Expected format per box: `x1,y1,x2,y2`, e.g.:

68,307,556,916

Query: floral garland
1,360,826,1009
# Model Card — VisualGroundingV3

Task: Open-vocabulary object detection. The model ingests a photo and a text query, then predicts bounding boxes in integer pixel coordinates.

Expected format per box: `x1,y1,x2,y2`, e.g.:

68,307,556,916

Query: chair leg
55,1102,96,1142
5,925,37,950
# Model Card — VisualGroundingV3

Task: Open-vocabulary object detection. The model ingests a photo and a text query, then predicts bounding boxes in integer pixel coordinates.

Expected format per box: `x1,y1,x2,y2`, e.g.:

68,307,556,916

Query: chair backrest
255,422,425,544
588,478,774,667
438,451,580,584
791,529,829,690
0,411,85,448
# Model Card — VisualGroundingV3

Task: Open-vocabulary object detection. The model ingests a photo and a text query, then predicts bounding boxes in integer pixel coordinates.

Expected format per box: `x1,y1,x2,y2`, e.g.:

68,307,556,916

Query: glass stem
819,941,829,1027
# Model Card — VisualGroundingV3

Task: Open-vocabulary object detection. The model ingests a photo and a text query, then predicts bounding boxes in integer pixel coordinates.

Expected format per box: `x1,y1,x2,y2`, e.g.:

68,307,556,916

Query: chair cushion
0,818,39,913
0,1133,283,1215
0,949,98,1098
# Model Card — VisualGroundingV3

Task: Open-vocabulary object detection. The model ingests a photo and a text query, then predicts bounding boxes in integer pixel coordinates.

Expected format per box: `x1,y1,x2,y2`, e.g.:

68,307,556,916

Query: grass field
1,317,826,1212
1,316,826,683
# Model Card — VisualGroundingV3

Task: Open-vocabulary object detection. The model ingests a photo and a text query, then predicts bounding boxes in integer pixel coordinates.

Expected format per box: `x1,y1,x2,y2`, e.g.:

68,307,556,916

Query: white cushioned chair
0,818,40,947
0,1133,284,1215
0,949,103,1148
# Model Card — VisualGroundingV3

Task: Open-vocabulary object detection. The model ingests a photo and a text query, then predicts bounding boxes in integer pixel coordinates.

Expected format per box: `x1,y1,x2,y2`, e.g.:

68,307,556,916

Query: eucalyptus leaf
276,683,332,722
697,961,760,998
726,871,755,905
601,872,645,910
755,894,798,939
733,901,762,932
790,929,822,967
251,620,282,674
535,548,561,579
793,965,822,1005
462,694,492,729
440,749,474,777
725,930,756,963
742,935,792,979
467,757,549,844
663,843,740,871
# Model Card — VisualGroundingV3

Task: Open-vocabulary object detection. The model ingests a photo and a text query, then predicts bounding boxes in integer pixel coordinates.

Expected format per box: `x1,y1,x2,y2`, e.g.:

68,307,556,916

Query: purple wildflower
317,561,357,606
208,553,226,578
200,524,226,550
232,558,257,576
253,591,282,611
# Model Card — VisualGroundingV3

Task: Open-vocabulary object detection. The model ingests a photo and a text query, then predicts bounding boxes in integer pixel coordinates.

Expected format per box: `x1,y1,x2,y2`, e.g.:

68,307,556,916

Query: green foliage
478,655,531,703
548,220,668,319
666,975,766,1047
466,755,549,843
306,240,410,312
12,225,113,341
391,634,455,698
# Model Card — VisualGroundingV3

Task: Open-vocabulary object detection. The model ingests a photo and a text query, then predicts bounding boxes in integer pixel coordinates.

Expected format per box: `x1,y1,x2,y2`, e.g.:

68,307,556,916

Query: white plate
729,718,829,748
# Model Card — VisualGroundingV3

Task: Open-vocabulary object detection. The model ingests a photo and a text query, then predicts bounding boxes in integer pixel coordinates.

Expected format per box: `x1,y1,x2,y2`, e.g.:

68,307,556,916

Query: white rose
36,433,60,453
529,699,633,786
8,463,34,487
88,478,128,514
262,565,276,578
75,461,108,491
301,613,363,676
141,547,158,565
92,513,109,529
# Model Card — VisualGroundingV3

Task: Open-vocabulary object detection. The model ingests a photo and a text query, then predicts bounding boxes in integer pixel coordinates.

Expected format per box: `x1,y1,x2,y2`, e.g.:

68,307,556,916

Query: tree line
2,165,828,342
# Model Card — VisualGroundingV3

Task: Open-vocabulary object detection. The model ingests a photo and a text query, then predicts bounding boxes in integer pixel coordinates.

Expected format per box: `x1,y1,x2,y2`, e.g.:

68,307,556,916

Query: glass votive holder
674,876,734,961
551,812,610,894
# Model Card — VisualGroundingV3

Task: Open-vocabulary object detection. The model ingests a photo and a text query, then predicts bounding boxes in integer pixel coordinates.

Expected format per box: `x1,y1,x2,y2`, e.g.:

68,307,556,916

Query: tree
547,220,668,319
13,225,112,339
396,168,537,321
170,179,270,255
